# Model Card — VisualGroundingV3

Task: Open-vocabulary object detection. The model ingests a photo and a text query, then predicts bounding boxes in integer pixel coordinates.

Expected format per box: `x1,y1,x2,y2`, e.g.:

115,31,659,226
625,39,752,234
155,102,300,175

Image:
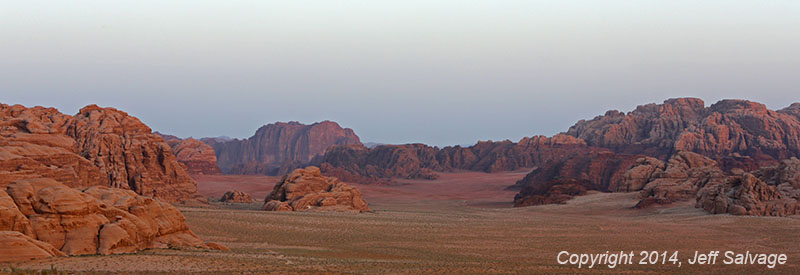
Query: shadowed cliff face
208,121,362,176
0,103,198,202
566,98,800,164
157,133,222,175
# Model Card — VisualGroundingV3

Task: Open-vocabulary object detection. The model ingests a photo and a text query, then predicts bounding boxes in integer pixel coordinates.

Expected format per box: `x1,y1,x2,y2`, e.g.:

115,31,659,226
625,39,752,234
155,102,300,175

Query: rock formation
263,167,369,212
696,158,800,216
1,103,198,202
625,152,727,208
315,134,587,184
0,178,225,261
209,121,362,176
566,98,800,165
220,190,254,203
512,149,642,207
0,231,65,263
157,133,222,175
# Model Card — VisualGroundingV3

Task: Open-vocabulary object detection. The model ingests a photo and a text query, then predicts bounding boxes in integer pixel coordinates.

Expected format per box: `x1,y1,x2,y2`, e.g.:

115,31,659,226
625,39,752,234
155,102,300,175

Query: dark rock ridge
1,103,198,202
263,166,369,212
157,133,222,175
512,148,643,207
208,121,362,176
566,98,800,165
313,134,588,184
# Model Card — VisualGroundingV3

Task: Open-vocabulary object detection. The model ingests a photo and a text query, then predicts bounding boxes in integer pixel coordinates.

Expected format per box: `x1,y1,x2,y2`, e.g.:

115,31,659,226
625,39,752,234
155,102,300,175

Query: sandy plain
4,171,800,274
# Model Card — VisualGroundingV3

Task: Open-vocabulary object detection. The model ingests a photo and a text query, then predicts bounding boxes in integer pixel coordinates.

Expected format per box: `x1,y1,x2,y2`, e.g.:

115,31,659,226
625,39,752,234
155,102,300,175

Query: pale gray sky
2,1,799,146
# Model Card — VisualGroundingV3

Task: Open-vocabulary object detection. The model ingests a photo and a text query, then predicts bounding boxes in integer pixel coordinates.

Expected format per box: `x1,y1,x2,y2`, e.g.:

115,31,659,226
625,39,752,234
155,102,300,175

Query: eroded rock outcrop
220,190,254,203
1,103,199,202
696,158,800,216
567,98,800,165
0,178,224,261
315,134,587,184
512,149,642,207
263,167,369,212
626,152,727,208
210,121,362,176
158,133,222,175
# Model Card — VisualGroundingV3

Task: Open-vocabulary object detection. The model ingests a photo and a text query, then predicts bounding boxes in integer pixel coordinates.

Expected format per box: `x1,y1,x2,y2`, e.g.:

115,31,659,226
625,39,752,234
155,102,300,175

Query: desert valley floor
6,171,800,274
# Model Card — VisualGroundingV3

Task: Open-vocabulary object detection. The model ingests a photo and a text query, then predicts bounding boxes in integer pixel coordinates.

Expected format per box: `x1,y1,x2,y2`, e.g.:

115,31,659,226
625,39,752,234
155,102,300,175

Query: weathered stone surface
210,121,362,176
696,157,800,216
0,231,64,263
220,190,253,203
630,152,727,208
263,167,369,212
0,178,225,261
512,149,642,207
0,103,199,203
157,133,222,175
567,98,800,165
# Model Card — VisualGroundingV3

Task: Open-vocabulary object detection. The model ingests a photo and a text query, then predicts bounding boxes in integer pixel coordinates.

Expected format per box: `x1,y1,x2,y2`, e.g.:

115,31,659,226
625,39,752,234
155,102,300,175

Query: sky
2,1,799,146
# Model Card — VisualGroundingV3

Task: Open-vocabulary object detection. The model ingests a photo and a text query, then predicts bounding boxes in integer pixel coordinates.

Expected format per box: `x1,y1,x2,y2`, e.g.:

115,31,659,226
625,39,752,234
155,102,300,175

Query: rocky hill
209,121,362,175
566,98,800,165
157,133,222,175
1,103,199,202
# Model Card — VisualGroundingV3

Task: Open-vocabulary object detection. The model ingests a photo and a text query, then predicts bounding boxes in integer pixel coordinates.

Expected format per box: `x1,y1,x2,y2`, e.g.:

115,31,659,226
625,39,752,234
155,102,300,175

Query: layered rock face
623,152,727,208
566,98,800,165
158,133,222,175
210,121,362,176
220,190,254,203
263,167,369,212
0,178,222,261
512,149,642,207
0,103,198,202
315,134,587,184
697,158,800,216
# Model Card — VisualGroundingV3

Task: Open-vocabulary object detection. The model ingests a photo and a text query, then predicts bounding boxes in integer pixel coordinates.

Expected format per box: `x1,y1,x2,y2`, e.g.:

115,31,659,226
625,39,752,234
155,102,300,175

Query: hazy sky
2,1,799,146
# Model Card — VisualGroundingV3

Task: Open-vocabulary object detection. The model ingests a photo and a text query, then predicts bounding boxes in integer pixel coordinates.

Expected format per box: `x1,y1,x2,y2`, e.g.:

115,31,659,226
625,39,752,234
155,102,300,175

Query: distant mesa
208,121,362,176
220,190,254,203
156,132,222,175
263,166,370,212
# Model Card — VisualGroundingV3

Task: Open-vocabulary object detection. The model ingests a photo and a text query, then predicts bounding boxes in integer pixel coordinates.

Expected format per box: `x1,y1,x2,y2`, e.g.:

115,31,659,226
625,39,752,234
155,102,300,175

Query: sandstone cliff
157,133,222,175
566,98,800,165
210,121,362,176
1,103,198,202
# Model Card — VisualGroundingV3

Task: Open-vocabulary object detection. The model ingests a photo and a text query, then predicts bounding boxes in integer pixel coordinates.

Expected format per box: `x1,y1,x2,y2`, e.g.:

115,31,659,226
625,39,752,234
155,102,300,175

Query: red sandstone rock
567,98,800,165
220,190,254,203
315,134,588,184
0,103,199,203
0,178,225,260
157,133,222,175
0,231,65,263
629,152,727,208
512,149,642,207
696,157,800,216
210,121,362,176
263,167,369,212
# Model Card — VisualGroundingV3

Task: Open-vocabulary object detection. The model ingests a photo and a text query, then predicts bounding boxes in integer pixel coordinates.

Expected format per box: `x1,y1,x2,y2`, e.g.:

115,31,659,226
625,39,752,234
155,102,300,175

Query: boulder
219,190,254,203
